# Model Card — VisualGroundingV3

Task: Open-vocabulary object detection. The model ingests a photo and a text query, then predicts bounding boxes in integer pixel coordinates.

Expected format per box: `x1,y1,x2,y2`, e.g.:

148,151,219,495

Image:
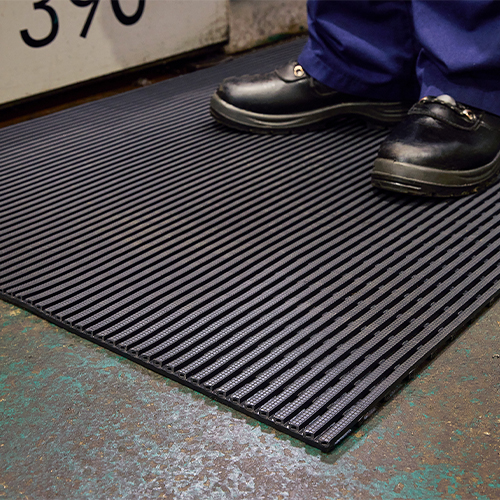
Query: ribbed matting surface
2,39,500,451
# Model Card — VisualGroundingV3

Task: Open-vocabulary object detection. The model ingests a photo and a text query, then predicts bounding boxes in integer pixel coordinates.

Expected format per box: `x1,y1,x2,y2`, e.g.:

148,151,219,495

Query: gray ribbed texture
2,39,500,451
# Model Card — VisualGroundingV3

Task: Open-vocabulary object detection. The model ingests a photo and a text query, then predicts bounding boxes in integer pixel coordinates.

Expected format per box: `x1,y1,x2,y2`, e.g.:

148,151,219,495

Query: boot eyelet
461,109,476,121
293,65,305,78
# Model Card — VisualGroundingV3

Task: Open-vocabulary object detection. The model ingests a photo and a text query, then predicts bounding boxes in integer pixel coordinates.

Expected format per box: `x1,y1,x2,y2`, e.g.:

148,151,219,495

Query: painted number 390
21,0,146,48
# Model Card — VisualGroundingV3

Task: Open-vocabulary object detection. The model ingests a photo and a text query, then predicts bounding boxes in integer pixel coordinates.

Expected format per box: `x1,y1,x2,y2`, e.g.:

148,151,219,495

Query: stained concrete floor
1,297,499,500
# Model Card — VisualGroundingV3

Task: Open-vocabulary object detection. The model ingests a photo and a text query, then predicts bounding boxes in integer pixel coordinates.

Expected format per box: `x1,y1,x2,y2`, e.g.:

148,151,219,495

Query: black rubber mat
2,38,500,451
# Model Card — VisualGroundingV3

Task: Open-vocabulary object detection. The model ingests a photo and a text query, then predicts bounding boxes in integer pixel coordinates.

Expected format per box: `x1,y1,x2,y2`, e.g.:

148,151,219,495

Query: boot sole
210,94,409,134
372,152,500,197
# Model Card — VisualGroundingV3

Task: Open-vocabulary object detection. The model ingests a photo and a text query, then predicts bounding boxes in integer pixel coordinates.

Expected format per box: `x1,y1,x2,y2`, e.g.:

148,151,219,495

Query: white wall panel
0,0,228,105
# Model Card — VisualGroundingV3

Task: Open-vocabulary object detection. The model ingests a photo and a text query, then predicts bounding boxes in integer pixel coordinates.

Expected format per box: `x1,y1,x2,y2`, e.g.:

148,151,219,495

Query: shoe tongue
436,94,456,106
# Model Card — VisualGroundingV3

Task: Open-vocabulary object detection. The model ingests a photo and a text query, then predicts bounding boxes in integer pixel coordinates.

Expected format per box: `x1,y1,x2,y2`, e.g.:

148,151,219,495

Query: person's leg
298,0,420,102
372,1,500,197
210,1,415,133
413,0,500,116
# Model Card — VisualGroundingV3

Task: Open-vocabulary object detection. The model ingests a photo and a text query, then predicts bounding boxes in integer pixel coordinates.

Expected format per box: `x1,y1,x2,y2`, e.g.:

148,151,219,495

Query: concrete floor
1,297,499,500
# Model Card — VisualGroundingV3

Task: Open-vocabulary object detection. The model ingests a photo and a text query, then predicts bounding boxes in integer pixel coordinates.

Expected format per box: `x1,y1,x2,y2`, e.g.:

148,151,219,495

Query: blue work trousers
298,1,500,116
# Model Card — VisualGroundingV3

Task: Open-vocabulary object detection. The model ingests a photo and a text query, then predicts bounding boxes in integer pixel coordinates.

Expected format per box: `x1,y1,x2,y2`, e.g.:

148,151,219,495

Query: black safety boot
210,61,411,133
372,95,500,197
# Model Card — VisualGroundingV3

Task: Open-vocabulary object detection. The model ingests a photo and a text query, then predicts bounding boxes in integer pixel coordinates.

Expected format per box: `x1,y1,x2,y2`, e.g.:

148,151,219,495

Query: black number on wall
70,0,100,38
20,0,59,48
111,0,145,25
20,0,146,47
